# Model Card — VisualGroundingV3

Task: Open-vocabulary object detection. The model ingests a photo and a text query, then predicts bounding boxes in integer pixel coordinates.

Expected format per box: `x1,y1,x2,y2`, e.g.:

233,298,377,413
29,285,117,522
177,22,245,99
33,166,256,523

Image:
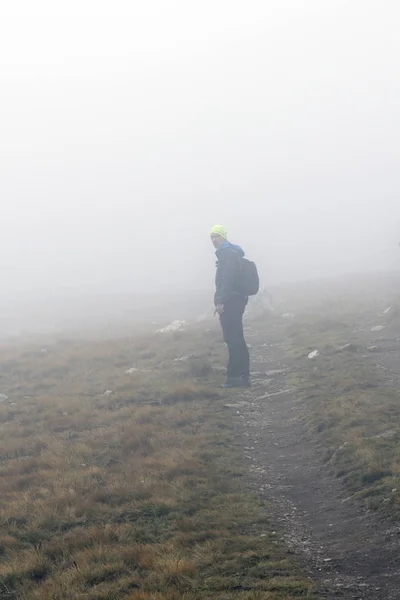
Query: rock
337,442,349,452
282,312,295,319
370,325,386,332
103,390,113,396
332,442,349,460
125,367,138,374
156,320,186,333
337,343,357,352
383,306,392,314
373,430,396,439
251,379,272,391
367,345,380,352
0,393,9,403
256,389,292,400
265,369,287,376
308,350,319,359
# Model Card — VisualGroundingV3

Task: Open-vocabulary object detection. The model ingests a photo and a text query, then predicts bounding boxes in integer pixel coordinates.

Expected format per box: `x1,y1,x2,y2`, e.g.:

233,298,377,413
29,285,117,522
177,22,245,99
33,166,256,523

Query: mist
1,0,400,323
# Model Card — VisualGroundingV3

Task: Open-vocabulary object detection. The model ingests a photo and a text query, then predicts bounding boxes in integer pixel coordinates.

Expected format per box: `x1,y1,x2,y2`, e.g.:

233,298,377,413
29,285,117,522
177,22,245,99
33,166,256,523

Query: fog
1,0,400,323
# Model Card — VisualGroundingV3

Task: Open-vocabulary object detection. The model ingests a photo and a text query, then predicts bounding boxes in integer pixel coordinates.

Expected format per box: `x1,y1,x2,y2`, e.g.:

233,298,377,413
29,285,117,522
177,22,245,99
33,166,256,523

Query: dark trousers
219,305,250,379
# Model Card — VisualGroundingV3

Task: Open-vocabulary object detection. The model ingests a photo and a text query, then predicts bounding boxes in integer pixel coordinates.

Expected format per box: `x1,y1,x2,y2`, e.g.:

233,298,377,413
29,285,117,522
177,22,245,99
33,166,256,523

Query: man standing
211,224,250,388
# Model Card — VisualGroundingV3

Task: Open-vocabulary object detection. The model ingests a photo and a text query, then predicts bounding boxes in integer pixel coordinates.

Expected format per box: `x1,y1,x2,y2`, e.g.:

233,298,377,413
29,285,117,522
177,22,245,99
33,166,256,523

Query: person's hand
214,304,224,316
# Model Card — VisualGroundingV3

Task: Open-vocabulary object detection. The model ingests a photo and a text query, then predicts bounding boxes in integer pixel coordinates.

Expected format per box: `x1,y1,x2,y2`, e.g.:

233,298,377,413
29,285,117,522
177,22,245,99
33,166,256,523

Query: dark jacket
214,242,248,309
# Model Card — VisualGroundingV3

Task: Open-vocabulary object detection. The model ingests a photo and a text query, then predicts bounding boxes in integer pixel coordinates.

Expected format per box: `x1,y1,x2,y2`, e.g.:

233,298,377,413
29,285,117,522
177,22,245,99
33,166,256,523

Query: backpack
236,257,260,296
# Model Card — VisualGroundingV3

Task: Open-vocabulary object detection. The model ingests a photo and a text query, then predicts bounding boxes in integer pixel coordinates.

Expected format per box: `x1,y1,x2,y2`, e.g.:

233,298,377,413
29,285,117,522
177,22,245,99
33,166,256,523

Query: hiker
211,224,259,388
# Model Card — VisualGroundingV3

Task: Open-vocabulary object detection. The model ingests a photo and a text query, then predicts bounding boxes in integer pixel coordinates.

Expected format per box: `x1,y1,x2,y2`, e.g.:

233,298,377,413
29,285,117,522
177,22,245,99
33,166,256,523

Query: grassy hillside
0,328,316,600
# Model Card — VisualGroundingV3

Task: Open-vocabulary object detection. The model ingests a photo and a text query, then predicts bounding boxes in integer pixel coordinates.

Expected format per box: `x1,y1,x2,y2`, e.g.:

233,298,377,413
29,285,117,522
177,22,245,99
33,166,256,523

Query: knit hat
210,224,227,240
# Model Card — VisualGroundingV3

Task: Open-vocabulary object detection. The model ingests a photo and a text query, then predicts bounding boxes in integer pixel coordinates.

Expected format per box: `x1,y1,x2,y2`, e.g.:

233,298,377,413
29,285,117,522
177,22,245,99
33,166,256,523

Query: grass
0,327,316,599
284,310,400,519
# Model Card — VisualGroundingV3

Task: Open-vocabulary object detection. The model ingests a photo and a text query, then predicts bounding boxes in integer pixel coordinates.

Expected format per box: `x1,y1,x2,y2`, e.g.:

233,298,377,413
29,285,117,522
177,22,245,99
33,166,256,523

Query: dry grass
285,310,400,518
0,327,315,599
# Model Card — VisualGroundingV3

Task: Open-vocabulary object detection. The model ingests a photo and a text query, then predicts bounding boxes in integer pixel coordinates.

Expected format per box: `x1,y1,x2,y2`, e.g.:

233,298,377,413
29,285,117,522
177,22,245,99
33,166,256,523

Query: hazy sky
1,0,399,301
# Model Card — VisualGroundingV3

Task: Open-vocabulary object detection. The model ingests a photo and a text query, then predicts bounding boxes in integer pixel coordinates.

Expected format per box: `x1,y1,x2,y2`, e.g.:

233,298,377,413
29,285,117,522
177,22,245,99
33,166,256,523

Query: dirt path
228,329,400,599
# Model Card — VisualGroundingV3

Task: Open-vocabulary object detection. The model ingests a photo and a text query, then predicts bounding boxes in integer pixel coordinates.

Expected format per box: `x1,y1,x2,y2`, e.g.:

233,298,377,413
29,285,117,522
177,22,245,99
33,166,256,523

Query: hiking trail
228,324,400,600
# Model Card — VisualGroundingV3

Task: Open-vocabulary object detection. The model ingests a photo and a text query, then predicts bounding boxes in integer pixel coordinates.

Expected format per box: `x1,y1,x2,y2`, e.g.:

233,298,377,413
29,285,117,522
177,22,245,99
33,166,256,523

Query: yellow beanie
210,224,227,240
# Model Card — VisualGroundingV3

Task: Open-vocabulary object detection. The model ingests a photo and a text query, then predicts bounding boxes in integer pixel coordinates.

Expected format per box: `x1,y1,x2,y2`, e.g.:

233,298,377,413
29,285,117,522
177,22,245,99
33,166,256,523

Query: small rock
337,343,357,352
265,369,287,376
373,430,396,439
253,378,272,386
62,412,68,416
370,325,386,332
383,307,392,314
367,345,380,352
125,367,138,374
156,320,186,334
173,356,192,362
282,312,295,319
256,389,292,400
103,390,113,396
0,393,9,403
336,442,349,452
308,350,319,359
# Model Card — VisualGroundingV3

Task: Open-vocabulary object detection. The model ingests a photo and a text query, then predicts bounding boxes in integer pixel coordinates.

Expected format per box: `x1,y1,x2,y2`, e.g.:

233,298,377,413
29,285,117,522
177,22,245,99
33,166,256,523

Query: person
210,224,250,388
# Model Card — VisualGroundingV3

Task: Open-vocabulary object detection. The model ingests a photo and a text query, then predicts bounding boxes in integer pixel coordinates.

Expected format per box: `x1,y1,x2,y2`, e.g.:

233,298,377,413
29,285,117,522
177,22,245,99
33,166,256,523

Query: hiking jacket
214,242,248,309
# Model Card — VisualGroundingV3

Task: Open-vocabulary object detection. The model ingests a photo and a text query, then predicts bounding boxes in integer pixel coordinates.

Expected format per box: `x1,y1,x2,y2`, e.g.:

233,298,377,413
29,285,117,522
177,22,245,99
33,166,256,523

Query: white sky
1,0,399,302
